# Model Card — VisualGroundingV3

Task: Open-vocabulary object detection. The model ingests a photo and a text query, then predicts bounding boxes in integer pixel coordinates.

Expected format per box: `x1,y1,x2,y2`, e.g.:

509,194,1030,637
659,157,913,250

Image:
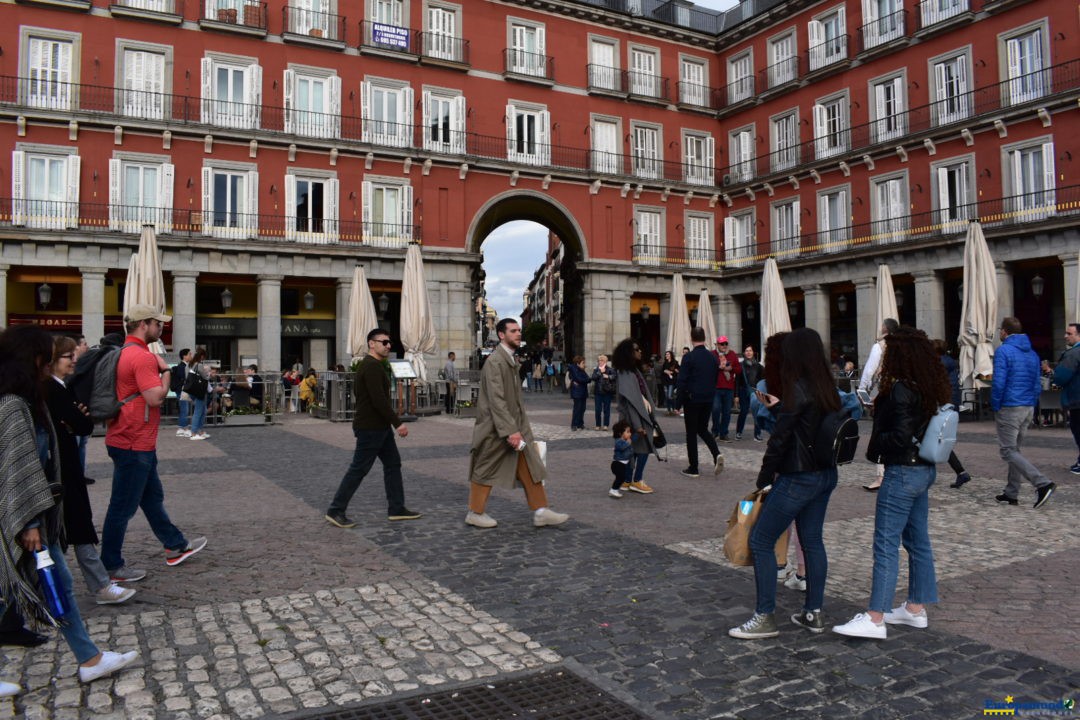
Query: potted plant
456,400,477,419
225,406,267,426
309,402,329,419
242,3,262,26
309,27,324,37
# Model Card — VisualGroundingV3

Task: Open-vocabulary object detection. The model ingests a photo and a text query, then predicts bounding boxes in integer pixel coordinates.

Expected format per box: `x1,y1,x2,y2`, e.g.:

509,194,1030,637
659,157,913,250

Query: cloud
481,221,549,319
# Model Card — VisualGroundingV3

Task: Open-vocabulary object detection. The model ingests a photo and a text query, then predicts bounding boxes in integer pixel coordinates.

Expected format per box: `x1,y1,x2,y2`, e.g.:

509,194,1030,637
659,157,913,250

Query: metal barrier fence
309,371,447,422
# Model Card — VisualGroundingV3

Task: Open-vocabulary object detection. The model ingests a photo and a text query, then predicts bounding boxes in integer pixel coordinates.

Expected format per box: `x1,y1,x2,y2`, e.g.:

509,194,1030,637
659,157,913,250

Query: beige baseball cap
125,304,171,323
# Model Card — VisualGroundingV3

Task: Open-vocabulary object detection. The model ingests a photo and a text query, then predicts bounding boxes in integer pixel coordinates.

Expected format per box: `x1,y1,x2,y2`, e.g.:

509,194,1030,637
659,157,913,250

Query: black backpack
70,342,141,422
807,408,860,468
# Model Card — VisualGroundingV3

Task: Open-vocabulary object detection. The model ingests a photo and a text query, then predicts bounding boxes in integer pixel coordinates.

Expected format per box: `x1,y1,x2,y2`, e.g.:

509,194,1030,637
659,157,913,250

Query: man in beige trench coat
466,319,570,529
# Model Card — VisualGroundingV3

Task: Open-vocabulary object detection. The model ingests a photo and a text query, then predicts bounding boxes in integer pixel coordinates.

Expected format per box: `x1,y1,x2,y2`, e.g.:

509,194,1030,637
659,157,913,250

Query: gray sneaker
728,612,779,639
109,566,147,583
791,609,825,633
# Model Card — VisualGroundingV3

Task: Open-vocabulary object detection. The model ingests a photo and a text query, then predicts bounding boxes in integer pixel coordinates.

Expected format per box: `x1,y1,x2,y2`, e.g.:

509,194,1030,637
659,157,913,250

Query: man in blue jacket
991,317,1054,508
676,327,724,478
1052,322,1080,474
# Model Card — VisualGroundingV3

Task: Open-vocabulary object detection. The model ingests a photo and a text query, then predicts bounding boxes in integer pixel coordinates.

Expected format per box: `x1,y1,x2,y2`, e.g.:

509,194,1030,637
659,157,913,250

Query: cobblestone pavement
0,392,1077,719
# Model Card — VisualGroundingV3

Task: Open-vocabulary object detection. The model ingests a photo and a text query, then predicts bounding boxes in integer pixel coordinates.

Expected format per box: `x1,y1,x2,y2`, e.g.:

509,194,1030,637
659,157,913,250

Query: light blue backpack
915,404,959,463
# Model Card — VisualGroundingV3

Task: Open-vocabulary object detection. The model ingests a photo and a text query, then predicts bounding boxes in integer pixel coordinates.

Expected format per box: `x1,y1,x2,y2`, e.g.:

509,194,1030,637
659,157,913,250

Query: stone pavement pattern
0,393,1077,719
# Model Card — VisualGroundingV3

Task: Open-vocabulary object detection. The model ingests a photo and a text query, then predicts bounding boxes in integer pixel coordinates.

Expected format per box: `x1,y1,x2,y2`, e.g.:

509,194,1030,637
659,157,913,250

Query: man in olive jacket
325,328,421,528
466,319,569,529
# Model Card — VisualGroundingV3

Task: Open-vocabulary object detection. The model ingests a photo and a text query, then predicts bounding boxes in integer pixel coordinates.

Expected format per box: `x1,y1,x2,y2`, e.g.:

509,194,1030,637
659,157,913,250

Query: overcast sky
481,0,741,320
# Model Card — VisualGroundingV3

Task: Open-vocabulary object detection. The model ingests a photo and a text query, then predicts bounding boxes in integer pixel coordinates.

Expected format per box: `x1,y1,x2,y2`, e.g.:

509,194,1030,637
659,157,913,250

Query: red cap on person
717,336,729,344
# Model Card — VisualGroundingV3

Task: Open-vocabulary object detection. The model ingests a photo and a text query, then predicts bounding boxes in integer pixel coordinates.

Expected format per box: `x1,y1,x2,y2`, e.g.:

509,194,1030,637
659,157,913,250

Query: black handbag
182,369,209,400
648,411,668,449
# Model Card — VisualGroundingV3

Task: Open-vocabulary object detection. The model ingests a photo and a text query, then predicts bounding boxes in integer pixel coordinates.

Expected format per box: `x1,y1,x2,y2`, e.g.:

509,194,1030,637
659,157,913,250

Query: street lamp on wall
378,293,390,319
895,289,904,309
788,300,799,317
220,287,233,312
837,295,848,315
37,282,52,310
639,304,651,322
746,304,755,321
1031,274,1045,300
303,290,316,311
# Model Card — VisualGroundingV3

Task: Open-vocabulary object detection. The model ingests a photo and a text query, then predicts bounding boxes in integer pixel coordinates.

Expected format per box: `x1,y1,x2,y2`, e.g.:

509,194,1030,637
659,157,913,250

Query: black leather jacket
756,380,823,488
866,381,933,466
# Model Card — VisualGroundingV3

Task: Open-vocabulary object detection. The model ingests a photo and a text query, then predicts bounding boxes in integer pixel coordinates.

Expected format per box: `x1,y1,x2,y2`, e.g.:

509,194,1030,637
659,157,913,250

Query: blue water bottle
34,549,68,620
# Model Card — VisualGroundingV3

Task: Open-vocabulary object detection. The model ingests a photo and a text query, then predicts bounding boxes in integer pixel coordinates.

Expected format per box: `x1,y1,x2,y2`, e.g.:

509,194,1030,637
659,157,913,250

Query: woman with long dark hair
186,347,210,440
834,327,950,639
730,328,841,639
661,350,679,414
611,338,659,494
0,325,138,685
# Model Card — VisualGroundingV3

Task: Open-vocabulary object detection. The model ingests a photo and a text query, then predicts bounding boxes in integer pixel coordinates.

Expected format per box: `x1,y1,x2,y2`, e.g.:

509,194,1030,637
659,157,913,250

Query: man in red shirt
100,304,206,583
710,336,742,442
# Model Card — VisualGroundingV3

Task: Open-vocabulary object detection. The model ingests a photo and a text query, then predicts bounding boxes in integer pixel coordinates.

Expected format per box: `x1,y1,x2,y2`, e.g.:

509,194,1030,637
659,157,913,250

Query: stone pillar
715,292,739,351
1062,253,1079,327
0,264,8,329
171,270,199,355
913,270,945,341
80,268,108,345
803,284,830,343
336,277,351,366
657,294,671,356
586,286,631,363
995,261,1014,324
855,278,877,367
258,275,283,373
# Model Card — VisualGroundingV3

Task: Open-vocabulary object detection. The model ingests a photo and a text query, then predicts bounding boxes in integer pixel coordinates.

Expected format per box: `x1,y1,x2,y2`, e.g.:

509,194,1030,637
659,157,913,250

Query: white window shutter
937,166,950,219
328,75,341,138
108,158,122,231
247,64,262,128
538,109,550,164
283,69,295,134
1006,38,1021,81
159,162,174,233
536,26,546,55
284,175,297,241
401,185,414,239
739,131,752,164
11,151,25,226
792,199,801,234
421,90,433,150
889,178,904,219
956,59,968,96
933,62,948,103
505,104,517,158
819,194,830,232
401,86,415,146
361,180,373,236
705,136,716,176
325,178,339,239
837,9,845,37
200,58,213,124
808,20,823,53
65,155,80,228
1010,149,1023,197
839,189,848,225
863,0,878,27
245,170,259,234
201,166,212,235
452,96,466,154
723,216,733,247
892,77,904,114
956,165,968,214
1042,142,1056,209
874,83,886,124
813,104,826,157
360,81,372,142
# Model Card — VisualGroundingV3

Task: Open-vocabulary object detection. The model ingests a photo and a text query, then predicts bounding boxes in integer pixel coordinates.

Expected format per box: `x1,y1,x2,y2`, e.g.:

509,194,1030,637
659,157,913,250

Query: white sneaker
176,428,190,437
78,650,139,683
0,681,20,697
533,508,569,527
883,603,928,629
713,454,725,475
465,511,497,529
783,571,807,592
832,612,886,639
190,433,209,441
777,564,791,580
95,583,136,605
608,488,624,499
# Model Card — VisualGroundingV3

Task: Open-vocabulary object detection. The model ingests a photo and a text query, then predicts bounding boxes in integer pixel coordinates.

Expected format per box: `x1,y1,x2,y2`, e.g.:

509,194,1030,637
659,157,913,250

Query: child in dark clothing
610,420,634,499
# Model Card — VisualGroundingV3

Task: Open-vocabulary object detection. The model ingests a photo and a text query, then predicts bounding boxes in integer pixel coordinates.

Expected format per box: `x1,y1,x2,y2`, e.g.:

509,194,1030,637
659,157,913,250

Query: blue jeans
178,398,191,430
328,428,407,516
632,453,649,482
736,385,758,437
664,385,677,412
102,447,187,571
48,541,100,663
869,463,938,613
594,393,612,427
571,397,587,429
711,388,734,437
749,468,838,614
191,397,207,434
77,434,89,471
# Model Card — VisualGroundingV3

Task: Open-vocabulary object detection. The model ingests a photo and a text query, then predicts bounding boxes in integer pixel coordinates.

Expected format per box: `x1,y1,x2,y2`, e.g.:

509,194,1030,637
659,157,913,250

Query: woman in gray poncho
612,337,660,495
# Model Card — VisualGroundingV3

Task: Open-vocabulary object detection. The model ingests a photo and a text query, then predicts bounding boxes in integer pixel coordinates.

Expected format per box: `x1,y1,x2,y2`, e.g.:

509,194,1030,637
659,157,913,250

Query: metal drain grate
291,669,651,720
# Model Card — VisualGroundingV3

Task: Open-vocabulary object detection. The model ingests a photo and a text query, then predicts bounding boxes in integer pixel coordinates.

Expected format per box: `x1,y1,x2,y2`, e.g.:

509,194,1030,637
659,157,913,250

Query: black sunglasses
373,339,392,346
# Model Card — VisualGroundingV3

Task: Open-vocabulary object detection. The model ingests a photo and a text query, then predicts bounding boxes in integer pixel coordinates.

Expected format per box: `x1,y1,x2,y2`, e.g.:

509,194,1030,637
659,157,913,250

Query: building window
200,56,262,130
724,211,755,267
362,80,414,147
423,90,465,154
591,117,621,174
285,174,339,242
871,174,908,241
931,53,970,126
291,0,335,36
1006,140,1056,220
862,0,904,49
589,38,619,91
932,158,973,228
372,0,405,26
871,74,906,143
120,48,167,120
506,103,550,166
770,111,799,172
629,46,661,97
683,133,714,186
679,57,707,106
631,124,661,180
729,127,754,183
108,157,174,233
817,187,849,252
285,69,340,139
771,198,801,254
921,0,968,28
768,32,797,87
634,207,664,264
727,51,753,104
362,179,413,245
813,94,848,159
426,4,461,61
1003,26,1047,106
201,165,258,238
10,149,80,229
808,7,846,71
509,21,547,77
24,36,75,111
685,213,713,268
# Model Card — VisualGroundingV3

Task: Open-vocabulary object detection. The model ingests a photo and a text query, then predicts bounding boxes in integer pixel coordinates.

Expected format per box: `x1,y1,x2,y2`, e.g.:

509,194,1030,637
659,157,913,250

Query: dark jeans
947,451,965,476
749,468,838,614
1071,408,1080,464
736,385,758,437
102,447,187,572
711,388,734,437
610,461,632,489
683,401,719,472
328,428,406,516
571,397,587,429
594,393,612,427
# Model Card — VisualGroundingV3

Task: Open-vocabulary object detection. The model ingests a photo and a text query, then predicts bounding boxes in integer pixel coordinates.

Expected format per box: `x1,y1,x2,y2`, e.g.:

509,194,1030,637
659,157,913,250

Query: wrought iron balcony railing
917,0,970,30
417,31,469,64
676,80,719,109
201,0,267,29
110,0,183,15
283,5,346,42
759,54,802,91
503,49,555,81
626,70,669,101
806,33,850,72
857,8,908,52
587,64,624,93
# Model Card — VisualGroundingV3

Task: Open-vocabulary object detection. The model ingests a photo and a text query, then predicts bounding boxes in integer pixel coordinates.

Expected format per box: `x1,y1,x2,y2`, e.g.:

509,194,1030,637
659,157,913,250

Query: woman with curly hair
611,338,659,494
834,326,951,639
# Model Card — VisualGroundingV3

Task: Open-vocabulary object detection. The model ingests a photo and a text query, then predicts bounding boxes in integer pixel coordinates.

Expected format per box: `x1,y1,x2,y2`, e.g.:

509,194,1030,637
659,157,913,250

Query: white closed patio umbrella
697,287,717,353
760,257,791,362
400,243,438,381
875,264,899,339
664,273,692,356
346,265,379,360
121,251,138,318
958,221,997,398
124,225,168,353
